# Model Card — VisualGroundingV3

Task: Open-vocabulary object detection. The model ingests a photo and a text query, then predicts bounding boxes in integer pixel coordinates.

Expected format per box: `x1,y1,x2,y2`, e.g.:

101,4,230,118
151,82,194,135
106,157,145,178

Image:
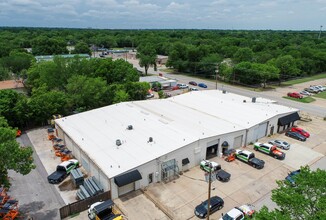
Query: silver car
300,90,312,96
268,140,290,150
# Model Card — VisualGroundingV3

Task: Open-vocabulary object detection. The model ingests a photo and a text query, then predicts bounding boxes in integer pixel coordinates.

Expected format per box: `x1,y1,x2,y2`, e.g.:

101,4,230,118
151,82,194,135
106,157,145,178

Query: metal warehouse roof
56,90,297,178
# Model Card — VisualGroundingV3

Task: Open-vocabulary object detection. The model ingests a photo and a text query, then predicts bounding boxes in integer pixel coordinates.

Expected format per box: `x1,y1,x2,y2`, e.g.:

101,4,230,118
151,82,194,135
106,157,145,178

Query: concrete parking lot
114,117,325,220
26,128,79,204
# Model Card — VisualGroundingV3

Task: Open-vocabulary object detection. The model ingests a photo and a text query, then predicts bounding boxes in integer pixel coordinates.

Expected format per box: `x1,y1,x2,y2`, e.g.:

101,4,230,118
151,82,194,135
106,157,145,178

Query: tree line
1,28,325,87
0,56,149,128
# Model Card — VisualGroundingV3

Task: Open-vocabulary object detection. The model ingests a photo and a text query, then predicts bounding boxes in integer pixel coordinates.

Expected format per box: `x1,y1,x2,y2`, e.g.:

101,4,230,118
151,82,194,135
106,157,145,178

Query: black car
285,170,301,186
285,131,306,141
189,81,197,86
194,196,224,219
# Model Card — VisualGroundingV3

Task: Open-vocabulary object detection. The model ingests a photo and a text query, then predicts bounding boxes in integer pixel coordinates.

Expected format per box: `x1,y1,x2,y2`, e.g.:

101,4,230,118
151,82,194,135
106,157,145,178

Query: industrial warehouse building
55,90,300,199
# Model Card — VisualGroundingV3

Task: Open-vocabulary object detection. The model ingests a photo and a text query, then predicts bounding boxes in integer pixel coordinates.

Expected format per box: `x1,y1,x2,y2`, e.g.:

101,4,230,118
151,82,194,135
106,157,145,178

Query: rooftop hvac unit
127,125,133,130
116,139,122,146
148,137,153,142
252,97,256,103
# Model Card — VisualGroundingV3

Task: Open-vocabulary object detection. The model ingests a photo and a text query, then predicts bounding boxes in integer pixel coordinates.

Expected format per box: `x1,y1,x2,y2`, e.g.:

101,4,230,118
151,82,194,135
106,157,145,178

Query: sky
0,0,325,30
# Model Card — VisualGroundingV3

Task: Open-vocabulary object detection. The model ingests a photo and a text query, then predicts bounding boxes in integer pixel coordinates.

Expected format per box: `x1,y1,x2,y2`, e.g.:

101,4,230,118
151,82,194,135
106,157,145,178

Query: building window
148,173,153,184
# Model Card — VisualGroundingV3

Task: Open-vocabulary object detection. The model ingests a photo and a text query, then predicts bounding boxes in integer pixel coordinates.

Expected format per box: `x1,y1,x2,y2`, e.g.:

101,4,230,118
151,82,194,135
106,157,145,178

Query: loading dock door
206,144,218,159
114,170,142,196
118,183,135,196
257,122,268,139
233,135,243,148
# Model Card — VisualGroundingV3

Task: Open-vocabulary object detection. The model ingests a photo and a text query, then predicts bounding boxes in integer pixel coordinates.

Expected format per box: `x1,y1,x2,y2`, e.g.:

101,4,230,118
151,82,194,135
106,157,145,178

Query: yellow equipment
50,114,62,128
88,199,122,220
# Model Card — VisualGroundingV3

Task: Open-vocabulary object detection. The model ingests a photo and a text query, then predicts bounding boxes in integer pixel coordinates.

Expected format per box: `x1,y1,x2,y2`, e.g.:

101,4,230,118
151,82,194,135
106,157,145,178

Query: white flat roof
56,90,297,178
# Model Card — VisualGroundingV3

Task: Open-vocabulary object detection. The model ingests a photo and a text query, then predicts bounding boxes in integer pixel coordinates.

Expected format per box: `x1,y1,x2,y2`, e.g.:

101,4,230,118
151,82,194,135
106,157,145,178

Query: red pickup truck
287,92,303,99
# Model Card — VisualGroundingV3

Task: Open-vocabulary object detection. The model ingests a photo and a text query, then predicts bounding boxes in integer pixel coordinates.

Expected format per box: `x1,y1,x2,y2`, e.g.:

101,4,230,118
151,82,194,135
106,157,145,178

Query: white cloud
211,0,227,5
167,2,188,10
259,1,277,7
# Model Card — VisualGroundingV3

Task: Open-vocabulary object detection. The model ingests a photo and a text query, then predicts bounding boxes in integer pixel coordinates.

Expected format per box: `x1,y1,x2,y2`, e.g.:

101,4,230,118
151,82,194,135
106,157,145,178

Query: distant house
34,54,90,62
0,79,24,91
156,55,168,65
128,52,168,65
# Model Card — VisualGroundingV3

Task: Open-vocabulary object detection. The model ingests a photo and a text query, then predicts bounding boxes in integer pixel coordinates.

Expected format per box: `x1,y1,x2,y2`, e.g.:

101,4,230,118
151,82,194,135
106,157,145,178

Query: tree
31,36,68,55
253,206,291,220
112,90,130,104
254,166,326,220
73,41,91,55
166,42,189,72
0,90,24,127
66,75,109,111
234,47,254,63
136,43,157,75
1,51,35,74
29,85,68,124
198,54,222,77
252,63,280,88
26,56,73,91
124,82,150,100
0,117,35,188
218,62,233,82
0,64,10,80
271,55,300,82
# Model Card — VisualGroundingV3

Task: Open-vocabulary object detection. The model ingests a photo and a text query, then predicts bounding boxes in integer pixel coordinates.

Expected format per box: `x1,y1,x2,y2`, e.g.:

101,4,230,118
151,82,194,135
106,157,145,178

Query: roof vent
222,90,226,94
252,97,256,103
116,139,122,146
127,125,133,130
148,137,153,143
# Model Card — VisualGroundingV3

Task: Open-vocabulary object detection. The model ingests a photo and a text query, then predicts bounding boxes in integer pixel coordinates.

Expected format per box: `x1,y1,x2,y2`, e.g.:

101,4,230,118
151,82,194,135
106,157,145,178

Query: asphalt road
129,59,326,117
8,132,64,220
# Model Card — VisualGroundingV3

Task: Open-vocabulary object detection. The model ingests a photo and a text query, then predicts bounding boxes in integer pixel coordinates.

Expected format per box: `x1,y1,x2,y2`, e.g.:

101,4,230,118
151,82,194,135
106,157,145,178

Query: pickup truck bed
216,169,231,182
47,171,66,184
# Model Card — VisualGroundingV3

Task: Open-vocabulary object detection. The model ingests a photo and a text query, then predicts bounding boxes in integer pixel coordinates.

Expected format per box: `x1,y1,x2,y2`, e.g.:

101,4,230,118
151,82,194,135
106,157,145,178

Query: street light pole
207,163,212,220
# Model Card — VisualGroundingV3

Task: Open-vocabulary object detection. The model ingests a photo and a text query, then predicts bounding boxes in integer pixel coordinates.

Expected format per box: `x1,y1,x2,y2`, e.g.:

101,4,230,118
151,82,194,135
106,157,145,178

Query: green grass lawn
283,96,316,103
282,73,326,86
159,68,174,73
313,91,326,99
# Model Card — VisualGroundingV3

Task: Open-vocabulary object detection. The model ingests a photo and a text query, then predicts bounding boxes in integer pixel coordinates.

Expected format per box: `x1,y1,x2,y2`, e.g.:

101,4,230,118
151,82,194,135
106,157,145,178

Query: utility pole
206,163,212,220
318,25,323,39
215,66,219,90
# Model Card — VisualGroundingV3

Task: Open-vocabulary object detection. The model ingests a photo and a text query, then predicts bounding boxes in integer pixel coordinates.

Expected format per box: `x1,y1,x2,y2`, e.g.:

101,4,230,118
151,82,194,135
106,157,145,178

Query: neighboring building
156,55,168,65
35,54,90,62
128,52,168,65
140,76,177,89
0,79,24,91
55,90,300,199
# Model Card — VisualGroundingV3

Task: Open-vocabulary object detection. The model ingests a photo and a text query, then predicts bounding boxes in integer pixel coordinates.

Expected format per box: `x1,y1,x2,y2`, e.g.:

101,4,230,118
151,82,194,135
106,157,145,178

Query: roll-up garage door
233,135,243,148
114,170,142,196
118,183,135,196
257,122,268,139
